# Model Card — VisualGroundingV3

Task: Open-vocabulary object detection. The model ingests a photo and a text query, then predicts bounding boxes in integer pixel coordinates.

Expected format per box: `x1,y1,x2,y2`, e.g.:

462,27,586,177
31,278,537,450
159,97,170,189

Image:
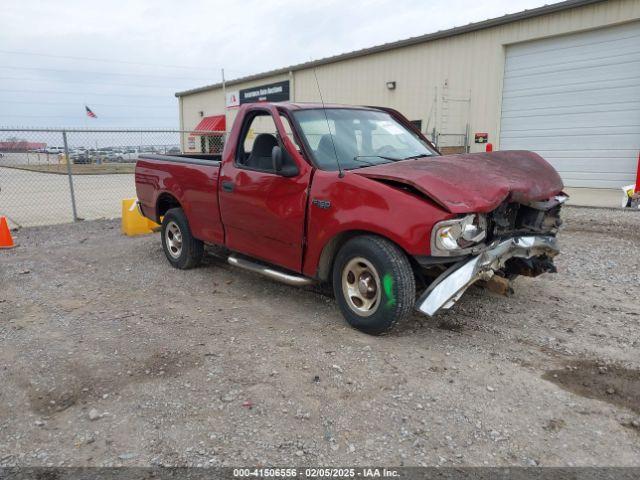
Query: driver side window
237,112,279,171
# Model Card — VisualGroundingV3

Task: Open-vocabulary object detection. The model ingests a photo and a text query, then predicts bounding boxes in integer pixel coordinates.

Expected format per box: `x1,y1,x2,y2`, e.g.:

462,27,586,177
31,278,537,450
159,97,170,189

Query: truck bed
139,153,222,165
135,153,224,245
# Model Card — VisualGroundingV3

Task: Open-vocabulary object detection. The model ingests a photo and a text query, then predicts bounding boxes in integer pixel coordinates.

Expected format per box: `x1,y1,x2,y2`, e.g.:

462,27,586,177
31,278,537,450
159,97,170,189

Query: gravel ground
0,206,639,467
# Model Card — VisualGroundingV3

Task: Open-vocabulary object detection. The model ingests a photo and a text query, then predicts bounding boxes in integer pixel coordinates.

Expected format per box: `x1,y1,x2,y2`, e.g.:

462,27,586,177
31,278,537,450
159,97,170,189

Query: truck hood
353,150,564,213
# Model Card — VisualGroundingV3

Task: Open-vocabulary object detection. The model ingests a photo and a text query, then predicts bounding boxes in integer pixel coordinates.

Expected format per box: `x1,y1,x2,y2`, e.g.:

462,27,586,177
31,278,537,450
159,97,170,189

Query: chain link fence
0,128,225,227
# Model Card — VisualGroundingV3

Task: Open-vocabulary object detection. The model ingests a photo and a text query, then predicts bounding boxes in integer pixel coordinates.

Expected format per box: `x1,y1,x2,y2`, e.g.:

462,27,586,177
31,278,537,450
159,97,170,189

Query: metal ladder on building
431,83,471,153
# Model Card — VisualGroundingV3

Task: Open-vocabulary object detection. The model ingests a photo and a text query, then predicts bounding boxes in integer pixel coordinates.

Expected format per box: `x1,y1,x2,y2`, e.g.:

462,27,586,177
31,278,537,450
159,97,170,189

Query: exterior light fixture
386,81,396,90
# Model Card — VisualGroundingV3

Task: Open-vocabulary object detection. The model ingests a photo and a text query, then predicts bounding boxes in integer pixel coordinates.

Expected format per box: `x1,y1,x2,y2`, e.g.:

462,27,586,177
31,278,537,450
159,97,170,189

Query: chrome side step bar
227,254,315,287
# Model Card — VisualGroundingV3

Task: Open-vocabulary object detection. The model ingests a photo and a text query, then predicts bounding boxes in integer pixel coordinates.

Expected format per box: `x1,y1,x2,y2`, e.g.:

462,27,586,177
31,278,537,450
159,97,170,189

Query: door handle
222,181,234,192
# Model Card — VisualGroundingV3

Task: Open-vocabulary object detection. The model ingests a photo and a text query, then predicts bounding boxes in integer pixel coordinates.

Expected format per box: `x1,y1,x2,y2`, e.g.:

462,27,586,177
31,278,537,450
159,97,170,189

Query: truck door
218,107,312,272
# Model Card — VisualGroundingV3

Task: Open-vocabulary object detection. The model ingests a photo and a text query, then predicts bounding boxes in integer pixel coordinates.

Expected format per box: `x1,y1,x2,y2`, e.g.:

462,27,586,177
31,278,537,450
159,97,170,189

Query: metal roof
191,114,226,132
175,0,606,97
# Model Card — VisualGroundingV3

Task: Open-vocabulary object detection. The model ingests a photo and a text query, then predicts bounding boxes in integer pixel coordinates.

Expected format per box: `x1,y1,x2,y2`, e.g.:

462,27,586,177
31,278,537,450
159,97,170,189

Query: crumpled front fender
416,236,559,316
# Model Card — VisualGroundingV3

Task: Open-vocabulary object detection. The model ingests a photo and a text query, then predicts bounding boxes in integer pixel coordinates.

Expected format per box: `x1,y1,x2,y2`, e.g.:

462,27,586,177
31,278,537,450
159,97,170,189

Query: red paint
136,102,564,277
217,104,312,271
302,170,451,277
354,151,563,214
485,142,493,152
135,158,224,245
192,115,226,132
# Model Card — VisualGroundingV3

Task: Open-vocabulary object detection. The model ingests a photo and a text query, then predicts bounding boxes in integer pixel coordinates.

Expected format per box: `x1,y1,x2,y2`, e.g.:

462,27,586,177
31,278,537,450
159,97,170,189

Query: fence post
62,130,79,222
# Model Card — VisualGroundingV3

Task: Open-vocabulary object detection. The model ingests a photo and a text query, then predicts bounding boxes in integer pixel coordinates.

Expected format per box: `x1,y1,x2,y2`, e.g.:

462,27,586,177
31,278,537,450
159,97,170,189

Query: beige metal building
176,0,640,190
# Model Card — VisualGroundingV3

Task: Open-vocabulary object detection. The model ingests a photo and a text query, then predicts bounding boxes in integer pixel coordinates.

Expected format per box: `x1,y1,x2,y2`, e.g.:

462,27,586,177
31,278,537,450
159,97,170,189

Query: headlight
431,214,487,256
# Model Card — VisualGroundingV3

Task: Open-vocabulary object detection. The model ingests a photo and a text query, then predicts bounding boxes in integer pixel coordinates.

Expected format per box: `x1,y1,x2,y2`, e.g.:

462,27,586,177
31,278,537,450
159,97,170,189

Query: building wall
180,0,640,152
180,73,290,150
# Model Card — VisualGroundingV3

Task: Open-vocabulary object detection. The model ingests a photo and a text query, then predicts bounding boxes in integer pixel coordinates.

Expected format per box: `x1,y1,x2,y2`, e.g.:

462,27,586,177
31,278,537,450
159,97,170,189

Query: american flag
85,106,97,118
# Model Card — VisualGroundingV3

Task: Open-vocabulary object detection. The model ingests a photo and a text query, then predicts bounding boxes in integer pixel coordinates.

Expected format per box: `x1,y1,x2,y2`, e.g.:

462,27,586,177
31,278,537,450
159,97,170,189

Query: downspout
289,70,295,102
178,95,185,152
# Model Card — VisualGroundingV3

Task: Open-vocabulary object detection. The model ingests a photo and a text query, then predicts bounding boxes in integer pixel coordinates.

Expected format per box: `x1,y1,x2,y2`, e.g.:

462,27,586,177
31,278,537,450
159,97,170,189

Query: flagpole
221,68,226,103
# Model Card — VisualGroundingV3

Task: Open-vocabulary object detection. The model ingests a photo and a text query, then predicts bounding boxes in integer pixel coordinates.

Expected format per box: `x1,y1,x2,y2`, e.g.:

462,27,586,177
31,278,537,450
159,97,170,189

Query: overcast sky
1,0,555,128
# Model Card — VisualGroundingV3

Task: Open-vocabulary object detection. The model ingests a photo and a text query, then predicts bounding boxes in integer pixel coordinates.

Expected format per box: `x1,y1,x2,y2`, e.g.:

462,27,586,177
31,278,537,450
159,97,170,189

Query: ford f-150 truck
136,102,565,334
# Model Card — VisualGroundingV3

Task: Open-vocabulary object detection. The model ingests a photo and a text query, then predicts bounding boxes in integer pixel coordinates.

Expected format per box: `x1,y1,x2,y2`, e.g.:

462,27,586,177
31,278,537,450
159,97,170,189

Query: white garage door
500,21,640,188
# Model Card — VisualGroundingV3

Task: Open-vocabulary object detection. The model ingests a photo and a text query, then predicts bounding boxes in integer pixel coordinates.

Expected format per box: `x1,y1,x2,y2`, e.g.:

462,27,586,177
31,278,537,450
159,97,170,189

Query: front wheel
332,235,415,335
161,207,204,269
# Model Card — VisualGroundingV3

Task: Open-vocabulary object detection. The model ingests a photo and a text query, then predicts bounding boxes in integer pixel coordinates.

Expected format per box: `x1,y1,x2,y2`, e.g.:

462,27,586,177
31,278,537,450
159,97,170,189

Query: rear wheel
161,208,203,269
332,235,415,335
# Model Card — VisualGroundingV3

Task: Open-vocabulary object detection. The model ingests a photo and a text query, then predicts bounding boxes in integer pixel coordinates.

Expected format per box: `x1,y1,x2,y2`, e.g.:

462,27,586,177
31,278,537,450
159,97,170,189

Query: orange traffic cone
0,216,16,249
635,152,640,193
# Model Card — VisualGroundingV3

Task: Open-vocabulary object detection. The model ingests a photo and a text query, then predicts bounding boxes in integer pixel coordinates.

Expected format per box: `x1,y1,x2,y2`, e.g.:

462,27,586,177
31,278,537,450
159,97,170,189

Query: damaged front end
416,195,566,316
417,235,559,316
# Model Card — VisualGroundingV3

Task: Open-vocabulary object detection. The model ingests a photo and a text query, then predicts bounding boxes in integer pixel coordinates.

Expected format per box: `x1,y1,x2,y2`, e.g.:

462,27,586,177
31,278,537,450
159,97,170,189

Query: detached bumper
416,236,559,316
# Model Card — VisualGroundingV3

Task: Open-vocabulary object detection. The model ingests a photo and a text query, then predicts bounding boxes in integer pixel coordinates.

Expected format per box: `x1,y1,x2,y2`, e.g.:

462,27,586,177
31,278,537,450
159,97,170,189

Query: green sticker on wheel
383,273,395,308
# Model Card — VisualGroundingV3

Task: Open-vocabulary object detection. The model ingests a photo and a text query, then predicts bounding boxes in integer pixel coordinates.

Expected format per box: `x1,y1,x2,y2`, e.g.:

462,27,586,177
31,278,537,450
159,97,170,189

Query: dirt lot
1,207,639,467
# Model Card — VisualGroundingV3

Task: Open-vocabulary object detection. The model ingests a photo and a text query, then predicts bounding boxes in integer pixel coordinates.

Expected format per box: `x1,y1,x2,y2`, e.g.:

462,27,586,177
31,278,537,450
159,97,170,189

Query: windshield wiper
347,154,424,171
353,155,401,163
345,155,400,170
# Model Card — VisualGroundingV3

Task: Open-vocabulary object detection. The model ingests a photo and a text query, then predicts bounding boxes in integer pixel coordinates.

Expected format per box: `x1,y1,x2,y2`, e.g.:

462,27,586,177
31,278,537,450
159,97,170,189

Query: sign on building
226,91,240,109
239,80,289,104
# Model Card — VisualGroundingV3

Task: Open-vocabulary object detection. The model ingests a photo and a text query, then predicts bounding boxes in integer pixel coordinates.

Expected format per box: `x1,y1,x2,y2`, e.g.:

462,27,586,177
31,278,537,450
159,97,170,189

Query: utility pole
221,68,227,144
221,68,226,108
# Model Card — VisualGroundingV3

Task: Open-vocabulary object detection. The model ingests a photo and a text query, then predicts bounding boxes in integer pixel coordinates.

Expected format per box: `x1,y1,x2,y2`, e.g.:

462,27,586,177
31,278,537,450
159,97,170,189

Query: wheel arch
155,192,182,223
315,229,419,283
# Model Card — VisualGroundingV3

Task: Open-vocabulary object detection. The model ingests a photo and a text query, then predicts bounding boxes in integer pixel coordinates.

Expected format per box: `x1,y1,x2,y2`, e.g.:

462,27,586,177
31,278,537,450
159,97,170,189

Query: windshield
292,108,436,171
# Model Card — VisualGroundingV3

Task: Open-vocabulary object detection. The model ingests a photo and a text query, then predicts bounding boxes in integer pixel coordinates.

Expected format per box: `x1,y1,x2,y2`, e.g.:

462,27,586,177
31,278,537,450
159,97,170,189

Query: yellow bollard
121,198,159,236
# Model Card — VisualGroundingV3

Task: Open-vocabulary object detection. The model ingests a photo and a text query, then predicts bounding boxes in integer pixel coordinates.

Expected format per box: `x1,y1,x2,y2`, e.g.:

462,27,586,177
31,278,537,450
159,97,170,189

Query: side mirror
272,145,299,177
271,145,283,172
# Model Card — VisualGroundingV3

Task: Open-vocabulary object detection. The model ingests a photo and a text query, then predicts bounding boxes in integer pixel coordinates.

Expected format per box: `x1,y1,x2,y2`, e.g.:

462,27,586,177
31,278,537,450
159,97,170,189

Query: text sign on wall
226,91,240,108
475,132,488,143
240,80,290,104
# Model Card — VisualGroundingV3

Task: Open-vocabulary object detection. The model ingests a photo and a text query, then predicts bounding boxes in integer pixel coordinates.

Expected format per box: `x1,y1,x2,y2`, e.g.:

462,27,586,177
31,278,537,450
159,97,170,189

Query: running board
227,255,315,287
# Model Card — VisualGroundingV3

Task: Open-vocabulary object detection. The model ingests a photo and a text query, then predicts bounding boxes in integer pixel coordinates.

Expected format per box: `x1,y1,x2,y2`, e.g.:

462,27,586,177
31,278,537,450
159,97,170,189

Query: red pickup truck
136,102,565,334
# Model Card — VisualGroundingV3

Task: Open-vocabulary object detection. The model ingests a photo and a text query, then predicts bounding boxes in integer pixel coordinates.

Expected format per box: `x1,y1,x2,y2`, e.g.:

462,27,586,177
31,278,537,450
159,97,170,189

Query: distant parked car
71,152,93,164
70,148,86,156
108,149,139,162
45,147,65,154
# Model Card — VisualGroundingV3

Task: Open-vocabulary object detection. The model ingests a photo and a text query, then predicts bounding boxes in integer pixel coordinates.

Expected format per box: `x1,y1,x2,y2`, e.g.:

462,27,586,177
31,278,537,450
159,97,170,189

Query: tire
332,235,415,335
161,207,204,269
